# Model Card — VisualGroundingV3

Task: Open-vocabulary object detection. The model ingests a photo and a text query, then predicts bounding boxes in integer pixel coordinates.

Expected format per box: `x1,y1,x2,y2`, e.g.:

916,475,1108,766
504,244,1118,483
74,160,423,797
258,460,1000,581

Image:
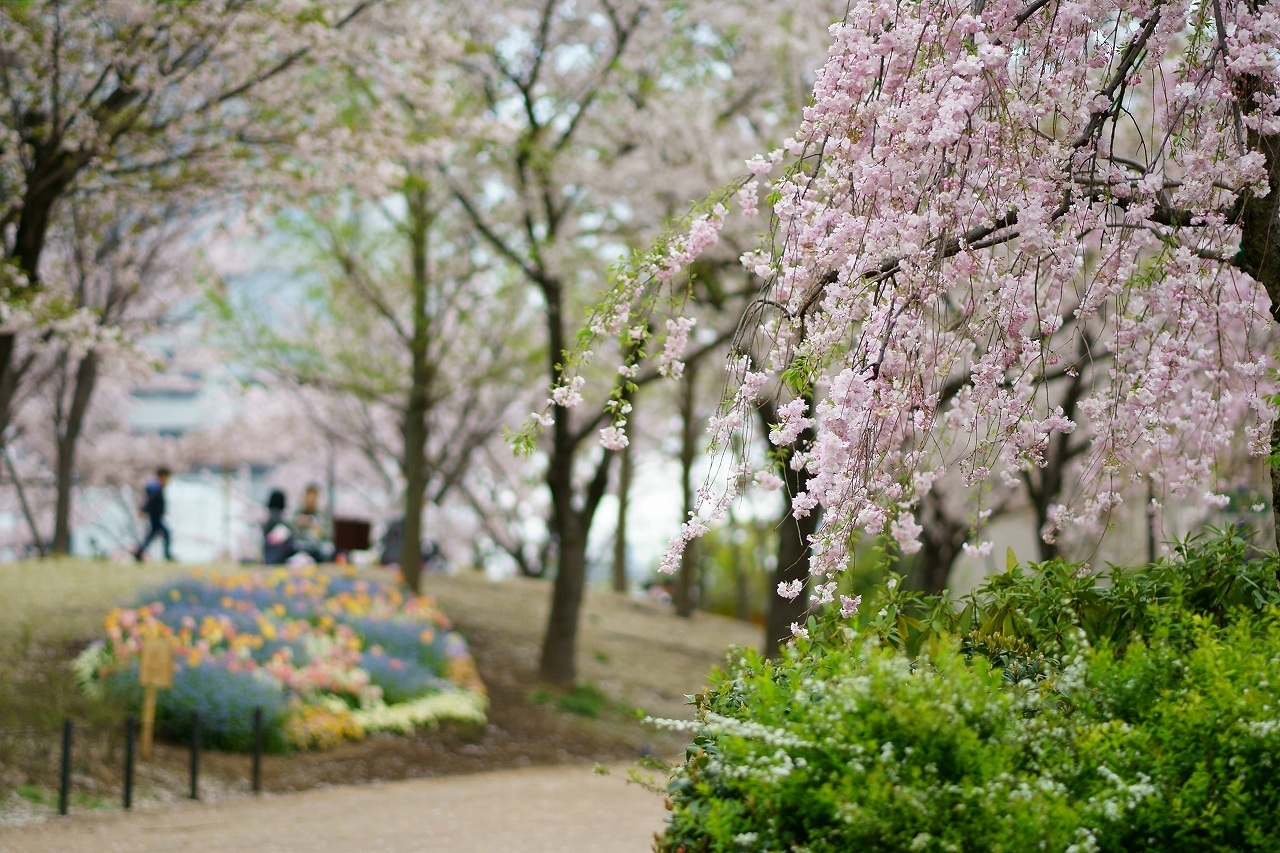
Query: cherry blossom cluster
592,0,1280,581
512,185,744,454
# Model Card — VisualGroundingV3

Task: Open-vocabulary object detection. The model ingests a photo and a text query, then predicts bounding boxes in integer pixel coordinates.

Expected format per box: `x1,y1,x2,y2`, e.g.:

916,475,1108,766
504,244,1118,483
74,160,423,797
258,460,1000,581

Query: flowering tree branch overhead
566,0,1280,611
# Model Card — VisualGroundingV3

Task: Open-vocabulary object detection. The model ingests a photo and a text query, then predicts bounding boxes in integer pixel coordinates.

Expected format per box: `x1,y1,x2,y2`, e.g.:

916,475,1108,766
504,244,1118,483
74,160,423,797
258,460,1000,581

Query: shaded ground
0,762,667,852
0,561,758,816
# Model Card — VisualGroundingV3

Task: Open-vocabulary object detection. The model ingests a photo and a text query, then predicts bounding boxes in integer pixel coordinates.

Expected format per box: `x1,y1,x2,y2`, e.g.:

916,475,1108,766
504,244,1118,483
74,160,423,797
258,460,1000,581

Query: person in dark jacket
133,467,173,562
262,489,297,565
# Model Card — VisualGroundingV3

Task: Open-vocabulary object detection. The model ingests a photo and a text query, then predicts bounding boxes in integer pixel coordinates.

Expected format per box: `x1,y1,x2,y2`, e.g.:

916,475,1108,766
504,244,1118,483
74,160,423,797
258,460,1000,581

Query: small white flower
777,580,804,600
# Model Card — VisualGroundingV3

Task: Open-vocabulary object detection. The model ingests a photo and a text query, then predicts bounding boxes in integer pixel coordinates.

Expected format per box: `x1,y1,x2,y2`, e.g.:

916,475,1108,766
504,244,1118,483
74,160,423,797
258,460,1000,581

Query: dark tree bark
51,350,99,554
910,489,969,595
0,336,17,443
398,186,435,593
540,514,591,685
1234,75,1280,550
2,446,45,557
759,395,818,657
1022,351,1090,563
675,359,701,617
0,150,75,448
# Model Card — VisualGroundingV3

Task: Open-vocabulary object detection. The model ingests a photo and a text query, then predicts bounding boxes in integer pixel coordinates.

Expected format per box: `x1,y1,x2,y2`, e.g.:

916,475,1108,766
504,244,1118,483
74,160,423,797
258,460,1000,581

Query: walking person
134,467,173,562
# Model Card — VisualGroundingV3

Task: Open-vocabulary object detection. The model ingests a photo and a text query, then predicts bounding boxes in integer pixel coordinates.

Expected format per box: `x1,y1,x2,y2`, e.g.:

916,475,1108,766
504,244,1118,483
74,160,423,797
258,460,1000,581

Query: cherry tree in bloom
214,183,540,592
0,0,383,443
444,0,847,684
564,0,1280,615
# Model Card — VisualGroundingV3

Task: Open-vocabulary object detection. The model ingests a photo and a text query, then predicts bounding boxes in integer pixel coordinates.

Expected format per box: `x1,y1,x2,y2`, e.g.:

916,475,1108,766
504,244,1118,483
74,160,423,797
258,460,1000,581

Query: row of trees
0,0,389,552
10,0,1270,684
0,0,852,683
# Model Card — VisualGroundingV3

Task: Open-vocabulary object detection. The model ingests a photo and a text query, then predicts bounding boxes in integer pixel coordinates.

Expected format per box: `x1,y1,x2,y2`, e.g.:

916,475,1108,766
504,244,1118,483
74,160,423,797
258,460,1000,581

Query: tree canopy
566,0,1280,620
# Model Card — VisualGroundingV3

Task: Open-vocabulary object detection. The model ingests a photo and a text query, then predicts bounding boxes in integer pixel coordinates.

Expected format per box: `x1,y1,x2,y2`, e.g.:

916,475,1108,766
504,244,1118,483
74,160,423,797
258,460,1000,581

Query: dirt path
0,763,666,852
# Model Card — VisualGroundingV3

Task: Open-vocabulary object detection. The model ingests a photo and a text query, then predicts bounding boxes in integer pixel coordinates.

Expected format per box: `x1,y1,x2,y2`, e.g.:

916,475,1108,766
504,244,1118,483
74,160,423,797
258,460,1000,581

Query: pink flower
777,580,804,600
599,425,629,450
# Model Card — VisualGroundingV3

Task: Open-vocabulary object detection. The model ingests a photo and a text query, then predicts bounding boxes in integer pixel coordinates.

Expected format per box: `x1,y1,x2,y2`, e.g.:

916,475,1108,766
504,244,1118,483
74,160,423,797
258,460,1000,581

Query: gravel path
0,764,666,852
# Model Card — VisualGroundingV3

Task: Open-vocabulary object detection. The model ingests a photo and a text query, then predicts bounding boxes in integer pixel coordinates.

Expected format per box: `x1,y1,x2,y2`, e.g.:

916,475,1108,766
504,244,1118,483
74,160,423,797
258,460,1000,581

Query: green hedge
657,530,1280,852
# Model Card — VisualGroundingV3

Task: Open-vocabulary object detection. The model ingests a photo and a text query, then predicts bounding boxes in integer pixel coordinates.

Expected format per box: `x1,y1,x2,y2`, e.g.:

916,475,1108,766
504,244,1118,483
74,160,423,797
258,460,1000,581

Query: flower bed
72,567,486,752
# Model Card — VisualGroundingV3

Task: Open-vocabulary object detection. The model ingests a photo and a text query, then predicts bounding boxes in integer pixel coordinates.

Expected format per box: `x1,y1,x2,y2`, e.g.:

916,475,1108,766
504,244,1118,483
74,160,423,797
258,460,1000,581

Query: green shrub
656,530,1280,852
659,639,1080,852
865,525,1280,663
1042,617,1280,850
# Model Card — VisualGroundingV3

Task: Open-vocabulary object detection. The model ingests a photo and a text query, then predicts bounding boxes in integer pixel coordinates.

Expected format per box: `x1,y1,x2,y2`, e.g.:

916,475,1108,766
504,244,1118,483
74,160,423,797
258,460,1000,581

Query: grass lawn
0,558,195,746
0,557,191,644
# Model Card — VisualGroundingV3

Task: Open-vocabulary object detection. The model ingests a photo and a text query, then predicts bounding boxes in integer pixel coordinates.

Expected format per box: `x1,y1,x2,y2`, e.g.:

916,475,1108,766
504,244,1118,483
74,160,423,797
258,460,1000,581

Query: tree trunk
760,395,818,657
399,417,427,592
0,334,15,443
398,185,434,593
1225,64,1280,549
2,447,45,557
540,518,589,685
539,437,616,685
1025,459,1063,563
675,360,700,617
52,351,99,554
911,490,967,594
611,418,633,594
0,145,79,442
767,471,818,657
912,541,956,595
537,273,616,685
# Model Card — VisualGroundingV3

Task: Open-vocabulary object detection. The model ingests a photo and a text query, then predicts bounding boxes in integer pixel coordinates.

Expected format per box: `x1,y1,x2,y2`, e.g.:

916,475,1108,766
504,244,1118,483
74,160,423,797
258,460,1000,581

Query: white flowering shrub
656,533,1280,852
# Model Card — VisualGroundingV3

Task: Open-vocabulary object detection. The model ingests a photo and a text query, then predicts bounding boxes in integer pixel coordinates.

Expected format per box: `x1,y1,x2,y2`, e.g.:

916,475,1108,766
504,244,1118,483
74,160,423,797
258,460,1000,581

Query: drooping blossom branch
575,0,1280,586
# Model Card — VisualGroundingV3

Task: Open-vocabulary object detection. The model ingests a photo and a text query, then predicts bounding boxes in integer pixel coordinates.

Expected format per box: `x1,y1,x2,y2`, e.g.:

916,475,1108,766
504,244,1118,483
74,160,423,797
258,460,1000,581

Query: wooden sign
139,638,174,689
138,637,174,760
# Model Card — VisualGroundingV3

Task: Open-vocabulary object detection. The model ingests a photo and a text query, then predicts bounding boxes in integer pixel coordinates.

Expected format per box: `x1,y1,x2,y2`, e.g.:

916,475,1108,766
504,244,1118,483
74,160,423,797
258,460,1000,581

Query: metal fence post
123,716,136,810
251,706,264,794
58,719,73,816
189,713,200,800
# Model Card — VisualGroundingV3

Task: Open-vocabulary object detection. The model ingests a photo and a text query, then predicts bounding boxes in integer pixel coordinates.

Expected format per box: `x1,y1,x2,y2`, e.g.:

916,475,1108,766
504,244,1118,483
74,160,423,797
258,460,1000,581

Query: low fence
0,708,268,816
